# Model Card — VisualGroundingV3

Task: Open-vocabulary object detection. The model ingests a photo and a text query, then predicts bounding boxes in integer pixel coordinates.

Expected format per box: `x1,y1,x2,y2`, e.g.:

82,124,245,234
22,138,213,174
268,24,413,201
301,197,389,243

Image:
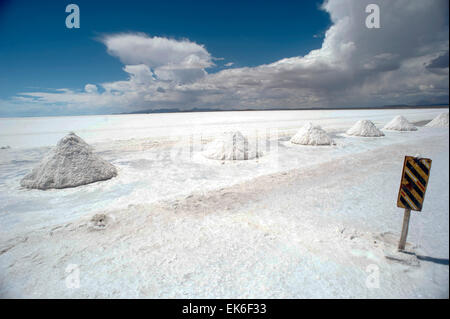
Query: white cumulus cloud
9,0,449,116
84,84,98,93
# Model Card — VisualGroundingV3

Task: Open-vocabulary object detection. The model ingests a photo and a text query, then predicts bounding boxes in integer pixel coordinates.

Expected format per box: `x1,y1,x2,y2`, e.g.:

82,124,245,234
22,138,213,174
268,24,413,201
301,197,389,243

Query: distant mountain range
118,104,449,115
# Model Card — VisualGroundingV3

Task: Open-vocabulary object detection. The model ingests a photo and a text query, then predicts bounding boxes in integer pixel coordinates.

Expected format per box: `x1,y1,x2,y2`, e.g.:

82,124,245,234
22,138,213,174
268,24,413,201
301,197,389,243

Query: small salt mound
291,122,334,145
0,145,11,150
21,132,117,190
346,120,384,137
203,131,262,160
426,112,449,128
383,115,417,131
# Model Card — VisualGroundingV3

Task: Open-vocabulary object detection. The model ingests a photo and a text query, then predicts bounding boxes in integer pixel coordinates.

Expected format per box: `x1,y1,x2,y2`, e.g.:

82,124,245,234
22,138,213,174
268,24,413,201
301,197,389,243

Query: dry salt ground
20,133,117,190
203,131,263,160
383,116,417,131
346,120,385,137
0,108,448,298
290,122,334,146
426,112,449,128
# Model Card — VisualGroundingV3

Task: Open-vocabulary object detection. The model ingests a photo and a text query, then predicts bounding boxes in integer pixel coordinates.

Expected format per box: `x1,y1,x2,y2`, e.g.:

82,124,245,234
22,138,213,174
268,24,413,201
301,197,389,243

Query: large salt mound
20,133,117,190
290,122,335,145
346,120,384,137
383,115,417,131
203,131,262,160
426,112,449,128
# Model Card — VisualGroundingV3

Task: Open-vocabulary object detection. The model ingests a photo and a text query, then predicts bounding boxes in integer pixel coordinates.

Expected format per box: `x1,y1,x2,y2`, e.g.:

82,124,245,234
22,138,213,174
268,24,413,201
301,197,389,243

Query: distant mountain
119,104,449,115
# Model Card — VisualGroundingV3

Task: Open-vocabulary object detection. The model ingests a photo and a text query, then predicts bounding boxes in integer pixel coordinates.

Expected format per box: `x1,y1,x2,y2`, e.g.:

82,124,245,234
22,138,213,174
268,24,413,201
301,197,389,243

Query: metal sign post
396,156,432,251
398,209,411,251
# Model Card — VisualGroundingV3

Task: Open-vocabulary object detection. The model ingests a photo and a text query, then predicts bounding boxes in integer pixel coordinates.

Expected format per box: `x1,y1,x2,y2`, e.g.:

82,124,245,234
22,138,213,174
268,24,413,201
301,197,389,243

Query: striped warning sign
397,156,432,211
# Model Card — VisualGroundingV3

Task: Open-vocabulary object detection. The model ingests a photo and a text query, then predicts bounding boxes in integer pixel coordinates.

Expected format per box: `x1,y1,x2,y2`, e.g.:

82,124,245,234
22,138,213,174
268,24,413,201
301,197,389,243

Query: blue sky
0,0,448,116
0,1,329,99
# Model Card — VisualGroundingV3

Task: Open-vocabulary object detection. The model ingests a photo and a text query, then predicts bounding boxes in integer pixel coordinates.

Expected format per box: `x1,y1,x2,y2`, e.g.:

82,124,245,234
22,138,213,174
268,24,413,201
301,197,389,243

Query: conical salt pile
383,115,417,131
291,122,334,145
21,133,117,189
203,131,262,160
346,120,384,137
426,112,449,128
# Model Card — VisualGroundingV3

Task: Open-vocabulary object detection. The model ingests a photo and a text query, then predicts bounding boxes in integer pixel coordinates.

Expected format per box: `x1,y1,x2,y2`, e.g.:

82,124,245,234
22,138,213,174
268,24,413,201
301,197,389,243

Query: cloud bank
12,0,449,115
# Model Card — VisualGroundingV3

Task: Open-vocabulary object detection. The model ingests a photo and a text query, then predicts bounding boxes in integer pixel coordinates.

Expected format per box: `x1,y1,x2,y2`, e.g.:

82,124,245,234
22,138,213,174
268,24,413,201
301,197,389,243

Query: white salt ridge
346,120,384,137
290,122,335,145
0,145,10,149
203,131,262,160
383,115,417,131
426,112,449,128
20,132,117,190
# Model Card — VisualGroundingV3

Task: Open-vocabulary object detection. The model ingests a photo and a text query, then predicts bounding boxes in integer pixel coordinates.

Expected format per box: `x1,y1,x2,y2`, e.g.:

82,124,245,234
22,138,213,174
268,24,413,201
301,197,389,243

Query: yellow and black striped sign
397,156,432,212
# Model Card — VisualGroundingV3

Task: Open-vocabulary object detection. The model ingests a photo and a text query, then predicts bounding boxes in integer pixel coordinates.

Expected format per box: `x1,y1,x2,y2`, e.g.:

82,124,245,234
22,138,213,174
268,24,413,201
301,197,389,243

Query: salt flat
0,108,445,148
0,108,448,298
